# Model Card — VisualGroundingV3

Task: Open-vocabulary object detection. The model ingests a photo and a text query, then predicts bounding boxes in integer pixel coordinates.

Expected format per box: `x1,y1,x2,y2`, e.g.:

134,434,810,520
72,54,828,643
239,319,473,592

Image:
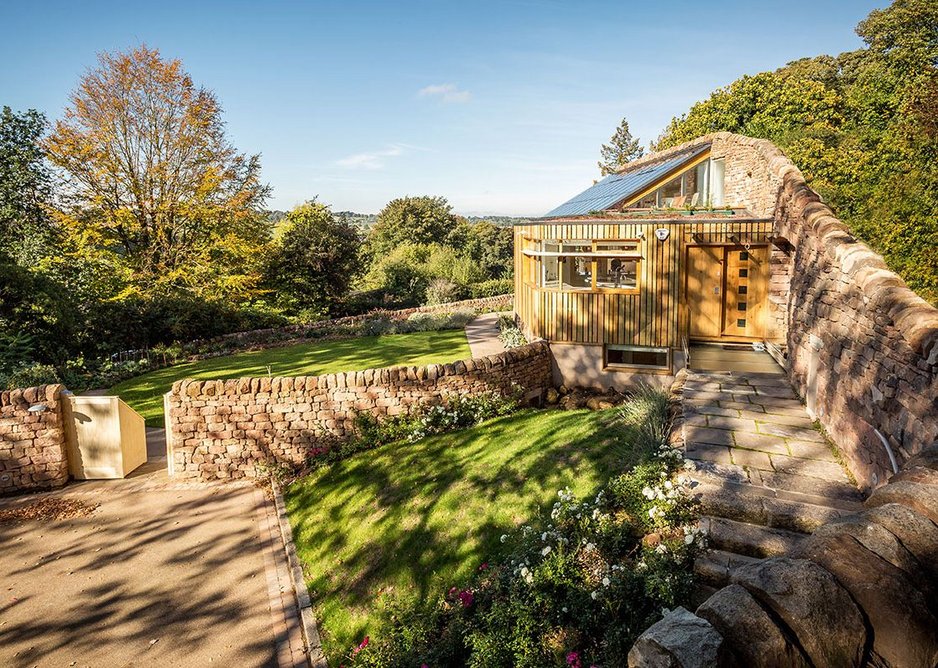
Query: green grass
285,407,633,662
109,329,472,426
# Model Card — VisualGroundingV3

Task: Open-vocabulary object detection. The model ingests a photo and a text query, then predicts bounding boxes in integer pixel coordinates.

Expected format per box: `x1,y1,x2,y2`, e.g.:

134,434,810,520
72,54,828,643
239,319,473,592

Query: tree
0,107,53,262
367,196,460,256
654,0,938,304
598,119,644,175
45,46,271,296
264,201,361,315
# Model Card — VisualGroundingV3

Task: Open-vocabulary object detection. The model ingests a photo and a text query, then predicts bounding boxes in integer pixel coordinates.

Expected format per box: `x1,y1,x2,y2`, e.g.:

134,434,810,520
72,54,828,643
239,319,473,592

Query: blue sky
1,0,883,216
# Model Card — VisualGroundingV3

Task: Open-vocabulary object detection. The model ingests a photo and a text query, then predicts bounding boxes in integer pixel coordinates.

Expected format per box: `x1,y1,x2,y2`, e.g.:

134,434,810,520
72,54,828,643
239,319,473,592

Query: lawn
285,407,633,663
109,329,472,426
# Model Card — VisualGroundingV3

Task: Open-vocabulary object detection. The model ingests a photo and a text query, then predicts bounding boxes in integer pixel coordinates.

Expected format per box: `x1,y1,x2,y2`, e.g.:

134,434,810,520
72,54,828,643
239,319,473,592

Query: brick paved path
680,371,865,588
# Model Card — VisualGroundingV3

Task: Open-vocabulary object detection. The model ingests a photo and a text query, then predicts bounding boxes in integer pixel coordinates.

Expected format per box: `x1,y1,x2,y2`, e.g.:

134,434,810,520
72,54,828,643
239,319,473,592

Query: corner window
605,345,670,369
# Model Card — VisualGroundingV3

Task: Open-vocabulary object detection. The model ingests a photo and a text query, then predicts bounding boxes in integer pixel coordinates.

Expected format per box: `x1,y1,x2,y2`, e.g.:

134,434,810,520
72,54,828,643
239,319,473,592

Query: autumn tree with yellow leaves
45,45,271,300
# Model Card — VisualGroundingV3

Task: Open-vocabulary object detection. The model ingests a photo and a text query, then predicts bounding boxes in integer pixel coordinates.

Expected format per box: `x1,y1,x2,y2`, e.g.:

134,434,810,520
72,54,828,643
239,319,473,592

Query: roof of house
541,144,710,218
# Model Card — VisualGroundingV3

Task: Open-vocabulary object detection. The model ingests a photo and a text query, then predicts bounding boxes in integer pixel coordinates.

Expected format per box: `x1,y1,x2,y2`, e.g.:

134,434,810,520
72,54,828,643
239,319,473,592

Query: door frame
683,243,770,343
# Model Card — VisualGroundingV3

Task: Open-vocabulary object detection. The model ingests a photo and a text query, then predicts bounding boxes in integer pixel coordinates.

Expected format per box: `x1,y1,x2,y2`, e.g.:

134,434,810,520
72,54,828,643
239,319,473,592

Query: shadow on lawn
286,408,640,650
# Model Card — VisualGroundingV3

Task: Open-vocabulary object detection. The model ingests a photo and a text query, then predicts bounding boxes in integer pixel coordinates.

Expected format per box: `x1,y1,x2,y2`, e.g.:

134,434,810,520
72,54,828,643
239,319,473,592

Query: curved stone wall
164,341,552,481
640,132,938,490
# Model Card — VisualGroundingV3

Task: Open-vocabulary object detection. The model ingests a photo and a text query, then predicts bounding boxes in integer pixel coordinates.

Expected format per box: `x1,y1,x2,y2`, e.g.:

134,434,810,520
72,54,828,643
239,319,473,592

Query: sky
1,0,884,216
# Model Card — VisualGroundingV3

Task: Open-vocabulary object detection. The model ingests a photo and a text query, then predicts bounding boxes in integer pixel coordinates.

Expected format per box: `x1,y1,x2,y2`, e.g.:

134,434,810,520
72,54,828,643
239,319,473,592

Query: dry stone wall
188,294,513,354
165,341,552,482
0,385,69,494
647,132,938,490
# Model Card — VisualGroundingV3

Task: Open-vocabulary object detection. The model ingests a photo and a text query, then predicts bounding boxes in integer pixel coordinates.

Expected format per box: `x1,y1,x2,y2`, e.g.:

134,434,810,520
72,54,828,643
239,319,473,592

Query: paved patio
0,462,307,668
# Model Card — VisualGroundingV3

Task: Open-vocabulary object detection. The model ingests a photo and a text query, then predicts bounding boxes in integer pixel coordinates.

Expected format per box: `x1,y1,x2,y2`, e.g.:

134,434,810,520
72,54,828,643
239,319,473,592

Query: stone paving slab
0,466,306,668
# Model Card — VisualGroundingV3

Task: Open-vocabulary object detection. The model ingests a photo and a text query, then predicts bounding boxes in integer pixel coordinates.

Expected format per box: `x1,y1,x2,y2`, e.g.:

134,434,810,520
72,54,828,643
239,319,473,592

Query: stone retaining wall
628,441,938,667
0,385,69,494
653,132,938,490
165,341,552,482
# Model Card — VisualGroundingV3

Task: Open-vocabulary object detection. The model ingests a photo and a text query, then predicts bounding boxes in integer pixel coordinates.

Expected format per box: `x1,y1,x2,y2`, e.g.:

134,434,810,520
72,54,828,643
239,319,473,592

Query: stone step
694,548,761,588
693,479,858,534
691,464,864,508
700,516,806,559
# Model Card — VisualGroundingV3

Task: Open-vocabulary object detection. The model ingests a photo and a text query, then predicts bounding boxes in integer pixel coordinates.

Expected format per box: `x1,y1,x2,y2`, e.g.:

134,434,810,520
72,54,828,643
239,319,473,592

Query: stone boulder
864,502,938,584
696,584,809,668
807,513,928,590
730,557,866,667
866,479,938,524
798,531,938,668
627,607,724,668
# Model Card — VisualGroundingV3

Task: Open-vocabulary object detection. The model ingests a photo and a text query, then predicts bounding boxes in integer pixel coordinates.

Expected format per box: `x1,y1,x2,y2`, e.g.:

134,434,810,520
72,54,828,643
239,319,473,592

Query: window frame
527,239,642,295
604,344,671,371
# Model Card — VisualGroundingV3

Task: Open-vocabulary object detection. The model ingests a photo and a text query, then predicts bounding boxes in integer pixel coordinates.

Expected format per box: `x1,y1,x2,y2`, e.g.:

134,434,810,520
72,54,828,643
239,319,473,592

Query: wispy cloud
418,83,471,104
336,144,407,170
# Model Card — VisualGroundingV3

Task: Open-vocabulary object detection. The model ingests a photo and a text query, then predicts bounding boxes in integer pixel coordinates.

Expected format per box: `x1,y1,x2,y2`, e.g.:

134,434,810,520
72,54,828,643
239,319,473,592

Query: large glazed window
530,240,640,293
625,157,725,209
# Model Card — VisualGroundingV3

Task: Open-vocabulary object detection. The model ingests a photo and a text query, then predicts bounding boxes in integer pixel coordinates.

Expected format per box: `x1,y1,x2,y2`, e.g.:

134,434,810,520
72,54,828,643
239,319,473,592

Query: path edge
272,480,328,668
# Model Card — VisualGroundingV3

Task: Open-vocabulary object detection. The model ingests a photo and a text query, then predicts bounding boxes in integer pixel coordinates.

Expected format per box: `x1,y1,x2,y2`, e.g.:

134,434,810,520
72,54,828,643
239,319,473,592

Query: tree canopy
598,118,644,175
264,201,361,316
45,45,271,298
655,0,938,303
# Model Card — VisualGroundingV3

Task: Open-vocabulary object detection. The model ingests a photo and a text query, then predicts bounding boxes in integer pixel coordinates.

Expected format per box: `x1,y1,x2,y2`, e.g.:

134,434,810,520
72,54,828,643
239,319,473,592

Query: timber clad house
514,133,791,389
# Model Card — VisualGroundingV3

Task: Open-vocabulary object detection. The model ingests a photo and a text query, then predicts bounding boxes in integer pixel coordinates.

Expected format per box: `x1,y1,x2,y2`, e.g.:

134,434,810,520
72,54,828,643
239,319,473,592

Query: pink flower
566,651,581,668
457,589,474,608
351,636,369,656
478,562,489,571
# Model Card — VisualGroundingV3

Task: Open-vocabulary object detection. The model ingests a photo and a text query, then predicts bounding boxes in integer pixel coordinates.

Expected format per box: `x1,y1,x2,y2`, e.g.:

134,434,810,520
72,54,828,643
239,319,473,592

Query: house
513,133,792,388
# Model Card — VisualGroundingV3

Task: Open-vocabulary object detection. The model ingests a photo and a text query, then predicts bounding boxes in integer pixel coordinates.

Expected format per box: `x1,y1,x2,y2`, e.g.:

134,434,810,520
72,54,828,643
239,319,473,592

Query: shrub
1,362,60,389
471,278,514,298
498,314,527,349
425,278,467,305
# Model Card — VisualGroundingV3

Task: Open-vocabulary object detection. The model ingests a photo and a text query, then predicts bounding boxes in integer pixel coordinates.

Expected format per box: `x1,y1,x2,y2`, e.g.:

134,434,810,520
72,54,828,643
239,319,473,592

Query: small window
606,345,669,369
738,302,747,311
739,269,748,278
738,286,748,295
737,319,747,328
740,251,749,260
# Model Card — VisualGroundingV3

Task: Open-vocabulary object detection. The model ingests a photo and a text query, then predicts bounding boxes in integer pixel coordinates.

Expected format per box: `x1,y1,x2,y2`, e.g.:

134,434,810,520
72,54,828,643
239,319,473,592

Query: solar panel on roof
542,145,710,218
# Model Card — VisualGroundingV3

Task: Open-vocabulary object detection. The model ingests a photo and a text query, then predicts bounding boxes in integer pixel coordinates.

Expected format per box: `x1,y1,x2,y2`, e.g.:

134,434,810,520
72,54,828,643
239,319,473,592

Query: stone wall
165,341,553,482
759,140,937,490
0,385,69,495
628,441,938,667
636,132,938,490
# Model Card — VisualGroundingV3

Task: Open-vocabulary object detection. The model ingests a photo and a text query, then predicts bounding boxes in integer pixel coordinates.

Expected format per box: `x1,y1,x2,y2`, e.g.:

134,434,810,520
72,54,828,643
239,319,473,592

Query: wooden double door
686,245,769,340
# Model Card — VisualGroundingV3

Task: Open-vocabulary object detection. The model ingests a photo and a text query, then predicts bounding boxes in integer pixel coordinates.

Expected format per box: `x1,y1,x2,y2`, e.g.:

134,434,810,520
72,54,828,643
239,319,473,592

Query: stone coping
170,339,549,398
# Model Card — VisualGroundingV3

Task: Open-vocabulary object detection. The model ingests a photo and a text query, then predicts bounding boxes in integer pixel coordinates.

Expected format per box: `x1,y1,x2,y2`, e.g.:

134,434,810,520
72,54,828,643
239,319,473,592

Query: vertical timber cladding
514,218,774,348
